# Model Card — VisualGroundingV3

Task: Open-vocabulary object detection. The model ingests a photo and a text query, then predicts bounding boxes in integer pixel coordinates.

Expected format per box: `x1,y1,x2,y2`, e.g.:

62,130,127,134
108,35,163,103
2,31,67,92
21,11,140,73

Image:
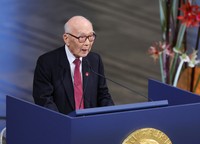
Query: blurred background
0,0,163,131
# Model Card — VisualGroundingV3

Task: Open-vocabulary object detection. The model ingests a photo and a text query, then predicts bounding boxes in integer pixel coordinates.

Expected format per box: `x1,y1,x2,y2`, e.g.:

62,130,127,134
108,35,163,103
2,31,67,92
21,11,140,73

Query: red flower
177,0,200,27
148,46,160,62
148,41,165,62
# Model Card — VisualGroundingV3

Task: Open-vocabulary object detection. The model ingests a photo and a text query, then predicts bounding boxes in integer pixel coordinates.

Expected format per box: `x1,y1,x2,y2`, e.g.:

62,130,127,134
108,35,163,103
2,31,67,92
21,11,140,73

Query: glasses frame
66,33,96,43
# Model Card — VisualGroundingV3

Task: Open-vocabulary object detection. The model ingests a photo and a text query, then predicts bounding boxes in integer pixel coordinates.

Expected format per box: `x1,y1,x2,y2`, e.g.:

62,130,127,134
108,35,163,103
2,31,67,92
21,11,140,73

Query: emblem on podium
122,128,172,144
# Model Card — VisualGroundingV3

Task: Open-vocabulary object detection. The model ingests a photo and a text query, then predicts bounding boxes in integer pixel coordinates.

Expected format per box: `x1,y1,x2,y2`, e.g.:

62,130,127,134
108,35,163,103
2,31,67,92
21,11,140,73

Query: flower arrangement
148,0,200,93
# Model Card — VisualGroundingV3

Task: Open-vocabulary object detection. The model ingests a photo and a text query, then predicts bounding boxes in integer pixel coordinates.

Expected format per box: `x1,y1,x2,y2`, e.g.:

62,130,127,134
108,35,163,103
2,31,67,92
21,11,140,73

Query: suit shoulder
37,46,65,62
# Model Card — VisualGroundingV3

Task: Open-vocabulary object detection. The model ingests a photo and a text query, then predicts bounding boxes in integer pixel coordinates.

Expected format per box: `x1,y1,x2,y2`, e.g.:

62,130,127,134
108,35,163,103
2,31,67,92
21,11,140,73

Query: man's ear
63,33,69,46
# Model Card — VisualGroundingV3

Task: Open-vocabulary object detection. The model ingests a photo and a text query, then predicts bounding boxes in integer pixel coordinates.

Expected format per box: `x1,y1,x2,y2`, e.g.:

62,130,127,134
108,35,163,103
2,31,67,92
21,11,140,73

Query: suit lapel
59,47,75,110
82,58,91,108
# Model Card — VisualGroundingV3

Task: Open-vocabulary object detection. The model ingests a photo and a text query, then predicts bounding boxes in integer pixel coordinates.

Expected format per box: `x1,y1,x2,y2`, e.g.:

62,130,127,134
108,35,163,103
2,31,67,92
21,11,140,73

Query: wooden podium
6,79,200,144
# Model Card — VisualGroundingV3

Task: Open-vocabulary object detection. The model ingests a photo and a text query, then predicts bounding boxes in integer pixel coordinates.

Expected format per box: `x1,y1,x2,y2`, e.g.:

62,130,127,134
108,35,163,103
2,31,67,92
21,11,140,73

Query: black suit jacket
33,46,114,115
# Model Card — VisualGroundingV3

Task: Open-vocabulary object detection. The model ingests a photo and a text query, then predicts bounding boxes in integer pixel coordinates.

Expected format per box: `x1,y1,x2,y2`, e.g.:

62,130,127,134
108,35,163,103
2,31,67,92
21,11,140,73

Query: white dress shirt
65,45,82,83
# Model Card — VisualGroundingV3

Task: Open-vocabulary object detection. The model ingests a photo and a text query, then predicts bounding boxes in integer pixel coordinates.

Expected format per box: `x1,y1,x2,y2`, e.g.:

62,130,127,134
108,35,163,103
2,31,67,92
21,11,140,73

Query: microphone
85,59,152,102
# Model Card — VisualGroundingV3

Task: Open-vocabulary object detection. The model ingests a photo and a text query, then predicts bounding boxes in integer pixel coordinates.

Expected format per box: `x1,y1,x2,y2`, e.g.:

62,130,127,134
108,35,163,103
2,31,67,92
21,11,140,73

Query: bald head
64,16,93,34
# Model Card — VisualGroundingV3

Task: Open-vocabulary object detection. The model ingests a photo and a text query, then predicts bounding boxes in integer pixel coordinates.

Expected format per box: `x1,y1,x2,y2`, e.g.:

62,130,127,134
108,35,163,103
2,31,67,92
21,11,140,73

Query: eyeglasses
66,33,96,43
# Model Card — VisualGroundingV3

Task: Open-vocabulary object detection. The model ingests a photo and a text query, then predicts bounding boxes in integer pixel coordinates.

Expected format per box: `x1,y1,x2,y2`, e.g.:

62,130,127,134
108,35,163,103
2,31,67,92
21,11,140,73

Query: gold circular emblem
122,128,172,144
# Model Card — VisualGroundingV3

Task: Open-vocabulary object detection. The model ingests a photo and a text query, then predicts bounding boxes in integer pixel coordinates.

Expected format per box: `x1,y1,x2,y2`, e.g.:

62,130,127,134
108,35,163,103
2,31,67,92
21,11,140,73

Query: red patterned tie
73,58,84,109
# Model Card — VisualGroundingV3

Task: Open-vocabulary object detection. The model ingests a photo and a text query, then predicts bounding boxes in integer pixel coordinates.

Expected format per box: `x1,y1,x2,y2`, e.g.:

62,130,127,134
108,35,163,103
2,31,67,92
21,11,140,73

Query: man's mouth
81,49,88,52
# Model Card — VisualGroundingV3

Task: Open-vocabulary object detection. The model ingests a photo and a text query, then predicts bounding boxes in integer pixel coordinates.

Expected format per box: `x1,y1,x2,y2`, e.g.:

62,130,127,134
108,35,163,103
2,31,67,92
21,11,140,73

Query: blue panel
6,96,72,144
69,102,200,144
69,100,168,117
148,79,200,105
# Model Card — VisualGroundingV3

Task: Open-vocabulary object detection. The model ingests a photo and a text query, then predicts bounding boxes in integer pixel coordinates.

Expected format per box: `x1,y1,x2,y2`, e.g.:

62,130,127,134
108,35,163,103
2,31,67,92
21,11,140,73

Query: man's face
63,22,95,58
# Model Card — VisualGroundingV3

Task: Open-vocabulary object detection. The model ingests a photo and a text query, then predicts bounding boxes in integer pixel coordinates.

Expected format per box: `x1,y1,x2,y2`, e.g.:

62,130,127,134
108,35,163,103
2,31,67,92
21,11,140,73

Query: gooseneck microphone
85,59,152,102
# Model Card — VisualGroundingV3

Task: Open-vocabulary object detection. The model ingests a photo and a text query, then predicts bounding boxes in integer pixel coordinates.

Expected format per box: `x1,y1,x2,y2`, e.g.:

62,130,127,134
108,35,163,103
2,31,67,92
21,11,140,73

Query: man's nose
84,37,90,45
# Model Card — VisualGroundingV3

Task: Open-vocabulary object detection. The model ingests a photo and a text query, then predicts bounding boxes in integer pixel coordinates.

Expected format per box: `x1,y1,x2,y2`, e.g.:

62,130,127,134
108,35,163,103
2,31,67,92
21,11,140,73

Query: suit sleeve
97,55,114,106
33,56,59,111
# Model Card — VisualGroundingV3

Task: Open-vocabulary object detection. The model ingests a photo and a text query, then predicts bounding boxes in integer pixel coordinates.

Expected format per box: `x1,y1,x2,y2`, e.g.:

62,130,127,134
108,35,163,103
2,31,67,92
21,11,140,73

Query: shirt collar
65,45,82,64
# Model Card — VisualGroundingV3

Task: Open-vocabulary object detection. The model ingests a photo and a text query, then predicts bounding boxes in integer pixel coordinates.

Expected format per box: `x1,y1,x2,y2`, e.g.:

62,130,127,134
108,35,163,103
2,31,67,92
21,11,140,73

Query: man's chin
80,52,89,57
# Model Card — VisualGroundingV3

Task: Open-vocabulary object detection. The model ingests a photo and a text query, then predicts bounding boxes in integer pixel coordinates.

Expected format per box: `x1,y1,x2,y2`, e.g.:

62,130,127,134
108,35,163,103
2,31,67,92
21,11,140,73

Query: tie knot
73,58,81,66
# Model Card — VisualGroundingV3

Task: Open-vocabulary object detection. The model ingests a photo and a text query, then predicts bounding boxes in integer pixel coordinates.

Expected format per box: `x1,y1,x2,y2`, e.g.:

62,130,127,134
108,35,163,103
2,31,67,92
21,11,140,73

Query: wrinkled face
63,19,95,58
